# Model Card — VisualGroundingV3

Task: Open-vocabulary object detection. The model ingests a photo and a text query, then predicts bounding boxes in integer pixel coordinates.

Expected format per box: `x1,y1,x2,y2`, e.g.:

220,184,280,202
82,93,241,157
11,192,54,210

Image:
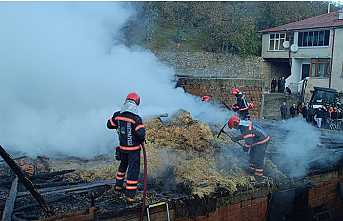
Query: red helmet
201,95,211,102
126,92,140,105
227,115,240,129
231,88,240,96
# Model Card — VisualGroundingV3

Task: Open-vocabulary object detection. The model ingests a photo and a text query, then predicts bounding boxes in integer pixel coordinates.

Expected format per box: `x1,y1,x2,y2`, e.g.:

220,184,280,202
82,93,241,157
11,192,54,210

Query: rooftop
260,10,343,33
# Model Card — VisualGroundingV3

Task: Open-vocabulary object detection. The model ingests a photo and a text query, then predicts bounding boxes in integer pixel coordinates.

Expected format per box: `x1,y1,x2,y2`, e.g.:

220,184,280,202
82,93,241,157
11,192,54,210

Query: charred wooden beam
1,177,18,221
0,145,53,215
17,179,116,198
31,170,75,180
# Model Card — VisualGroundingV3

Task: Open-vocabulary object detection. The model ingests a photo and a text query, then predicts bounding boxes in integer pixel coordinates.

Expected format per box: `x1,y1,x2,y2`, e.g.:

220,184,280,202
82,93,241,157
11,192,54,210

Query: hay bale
145,111,214,152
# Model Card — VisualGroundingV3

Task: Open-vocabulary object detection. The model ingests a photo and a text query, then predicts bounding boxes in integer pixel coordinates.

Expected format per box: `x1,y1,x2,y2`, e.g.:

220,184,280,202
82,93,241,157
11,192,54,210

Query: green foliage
126,1,335,57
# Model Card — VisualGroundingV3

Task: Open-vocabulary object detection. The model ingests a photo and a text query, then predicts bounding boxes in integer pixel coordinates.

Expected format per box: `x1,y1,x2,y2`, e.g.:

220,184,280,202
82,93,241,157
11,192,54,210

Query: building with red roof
260,9,343,98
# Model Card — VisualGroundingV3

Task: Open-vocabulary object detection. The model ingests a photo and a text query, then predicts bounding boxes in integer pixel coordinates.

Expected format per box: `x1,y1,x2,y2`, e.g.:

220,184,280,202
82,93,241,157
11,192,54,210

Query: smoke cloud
0,3,230,157
272,118,343,178
276,118,321,177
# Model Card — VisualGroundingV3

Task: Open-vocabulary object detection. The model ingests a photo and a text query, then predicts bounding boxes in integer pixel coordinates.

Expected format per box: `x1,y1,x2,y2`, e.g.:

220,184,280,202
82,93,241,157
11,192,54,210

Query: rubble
2,111,343,220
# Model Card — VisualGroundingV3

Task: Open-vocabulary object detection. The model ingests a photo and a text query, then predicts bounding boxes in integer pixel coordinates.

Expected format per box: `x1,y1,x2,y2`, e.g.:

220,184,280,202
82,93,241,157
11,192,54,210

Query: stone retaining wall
176,76,263,119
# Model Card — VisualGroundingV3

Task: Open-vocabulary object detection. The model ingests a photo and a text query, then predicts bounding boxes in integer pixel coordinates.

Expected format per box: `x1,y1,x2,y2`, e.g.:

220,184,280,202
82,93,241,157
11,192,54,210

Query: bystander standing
271,78,277,93
290,103,297,118
280,102,288,120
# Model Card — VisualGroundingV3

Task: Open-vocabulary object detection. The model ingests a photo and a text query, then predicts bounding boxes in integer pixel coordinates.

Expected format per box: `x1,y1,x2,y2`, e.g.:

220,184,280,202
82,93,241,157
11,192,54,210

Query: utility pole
328,2,331,13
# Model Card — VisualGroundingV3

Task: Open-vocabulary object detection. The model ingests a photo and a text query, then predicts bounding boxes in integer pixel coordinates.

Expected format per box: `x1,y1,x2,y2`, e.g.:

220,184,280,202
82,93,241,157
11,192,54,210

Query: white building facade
260,10,343,95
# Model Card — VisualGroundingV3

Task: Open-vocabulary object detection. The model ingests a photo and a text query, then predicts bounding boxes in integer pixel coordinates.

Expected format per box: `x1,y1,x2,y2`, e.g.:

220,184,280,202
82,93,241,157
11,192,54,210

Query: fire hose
139,143,148,221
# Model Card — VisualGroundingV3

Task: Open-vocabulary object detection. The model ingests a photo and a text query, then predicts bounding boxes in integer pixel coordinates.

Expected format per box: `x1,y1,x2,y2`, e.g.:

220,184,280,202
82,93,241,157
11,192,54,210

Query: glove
231,136,241,142
115,146,122,161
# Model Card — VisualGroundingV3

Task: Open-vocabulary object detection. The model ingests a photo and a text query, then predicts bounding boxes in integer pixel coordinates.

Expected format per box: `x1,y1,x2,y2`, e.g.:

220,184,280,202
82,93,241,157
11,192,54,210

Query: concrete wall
287,58,302,87
176,77,263,119
331,28,343,92
261,34,289,59
262,30,334,59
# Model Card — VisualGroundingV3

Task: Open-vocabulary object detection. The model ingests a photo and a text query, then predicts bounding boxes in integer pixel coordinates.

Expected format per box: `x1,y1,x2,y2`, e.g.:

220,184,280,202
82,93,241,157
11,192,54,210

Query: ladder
146,202,170,221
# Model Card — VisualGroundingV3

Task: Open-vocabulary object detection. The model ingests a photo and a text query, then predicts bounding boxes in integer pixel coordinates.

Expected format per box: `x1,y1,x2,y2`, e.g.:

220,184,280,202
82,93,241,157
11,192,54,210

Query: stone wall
157,51,263,79
262,93,300,120
176,76,263,119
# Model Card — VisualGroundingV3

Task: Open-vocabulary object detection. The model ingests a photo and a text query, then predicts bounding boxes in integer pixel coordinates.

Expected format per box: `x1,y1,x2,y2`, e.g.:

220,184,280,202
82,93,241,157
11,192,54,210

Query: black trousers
249,143,267,176
115,150,140,198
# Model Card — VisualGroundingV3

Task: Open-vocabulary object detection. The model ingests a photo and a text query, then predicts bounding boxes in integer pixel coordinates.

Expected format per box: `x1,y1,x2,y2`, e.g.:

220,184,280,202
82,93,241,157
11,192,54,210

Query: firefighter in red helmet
227,115,270,178
231,88,254,120
107,92,145,203
201,95,211,102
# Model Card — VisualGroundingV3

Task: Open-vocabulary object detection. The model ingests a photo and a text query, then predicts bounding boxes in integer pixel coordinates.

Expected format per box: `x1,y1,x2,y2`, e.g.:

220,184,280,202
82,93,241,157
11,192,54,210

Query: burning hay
143,110,255,196
145,110,214,152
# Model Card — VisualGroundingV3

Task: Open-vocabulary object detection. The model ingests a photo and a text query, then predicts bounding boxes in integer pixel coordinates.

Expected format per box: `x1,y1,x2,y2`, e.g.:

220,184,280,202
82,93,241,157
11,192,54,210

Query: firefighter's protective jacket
107,103,145,151
237,121,270,148
232,93,251,119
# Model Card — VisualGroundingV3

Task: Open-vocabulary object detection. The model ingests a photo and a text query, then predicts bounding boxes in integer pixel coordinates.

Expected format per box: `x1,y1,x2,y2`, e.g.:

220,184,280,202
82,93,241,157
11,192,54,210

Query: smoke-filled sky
0,2,230,157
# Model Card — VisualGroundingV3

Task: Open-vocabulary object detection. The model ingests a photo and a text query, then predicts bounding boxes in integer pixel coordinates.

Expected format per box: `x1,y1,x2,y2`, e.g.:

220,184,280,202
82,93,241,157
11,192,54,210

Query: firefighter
107,92,146,203
231,88,254,120
227,115,270,178
201,95,211,102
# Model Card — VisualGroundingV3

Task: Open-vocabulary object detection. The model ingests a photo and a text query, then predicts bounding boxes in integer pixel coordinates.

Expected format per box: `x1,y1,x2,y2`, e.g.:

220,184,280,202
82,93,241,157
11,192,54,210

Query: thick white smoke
0,3,230,157
278,118,320,177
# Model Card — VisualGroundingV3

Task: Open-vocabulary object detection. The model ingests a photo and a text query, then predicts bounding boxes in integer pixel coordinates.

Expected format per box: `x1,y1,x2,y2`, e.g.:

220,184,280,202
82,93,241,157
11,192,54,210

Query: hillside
123,1,338,57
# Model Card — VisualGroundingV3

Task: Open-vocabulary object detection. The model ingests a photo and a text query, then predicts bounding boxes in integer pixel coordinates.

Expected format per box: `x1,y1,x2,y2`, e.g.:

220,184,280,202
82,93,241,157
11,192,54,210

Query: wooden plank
17,179,116,197
0,145,52,215
1,177,18,221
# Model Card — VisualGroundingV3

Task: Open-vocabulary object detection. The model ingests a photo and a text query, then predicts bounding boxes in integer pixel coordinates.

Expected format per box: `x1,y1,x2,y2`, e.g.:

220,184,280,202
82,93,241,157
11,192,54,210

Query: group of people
313,105,340,128
270,77,286,93
107,89,271,202
280,102,308,120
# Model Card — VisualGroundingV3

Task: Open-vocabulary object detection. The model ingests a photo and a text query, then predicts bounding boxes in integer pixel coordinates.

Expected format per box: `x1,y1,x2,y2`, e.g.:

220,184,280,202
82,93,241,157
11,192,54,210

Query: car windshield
311,90,337,105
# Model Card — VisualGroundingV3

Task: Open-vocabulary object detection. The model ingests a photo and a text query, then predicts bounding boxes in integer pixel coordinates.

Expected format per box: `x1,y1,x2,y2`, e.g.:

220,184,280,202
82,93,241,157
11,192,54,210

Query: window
298,30,330,47
269,33,286,50
310,59,330,77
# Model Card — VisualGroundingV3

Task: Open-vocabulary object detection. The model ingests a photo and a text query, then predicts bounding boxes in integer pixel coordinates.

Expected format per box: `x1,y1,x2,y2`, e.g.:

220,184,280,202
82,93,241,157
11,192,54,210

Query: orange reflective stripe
126,186,137,190
114,116,135,124
109,117,116,126
119,145,141,151
135,124,145,131
243,134,255,139
127,180,138,185
116,176,124,180
254,136,270,145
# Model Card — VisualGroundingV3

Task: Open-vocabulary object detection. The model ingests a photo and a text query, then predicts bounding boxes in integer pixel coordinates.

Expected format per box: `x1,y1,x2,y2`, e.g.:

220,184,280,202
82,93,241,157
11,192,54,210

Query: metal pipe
329,28,335,88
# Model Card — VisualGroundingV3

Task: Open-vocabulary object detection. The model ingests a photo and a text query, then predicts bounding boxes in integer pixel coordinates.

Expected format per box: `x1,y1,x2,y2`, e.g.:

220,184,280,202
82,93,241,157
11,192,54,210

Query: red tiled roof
260,10,343,33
